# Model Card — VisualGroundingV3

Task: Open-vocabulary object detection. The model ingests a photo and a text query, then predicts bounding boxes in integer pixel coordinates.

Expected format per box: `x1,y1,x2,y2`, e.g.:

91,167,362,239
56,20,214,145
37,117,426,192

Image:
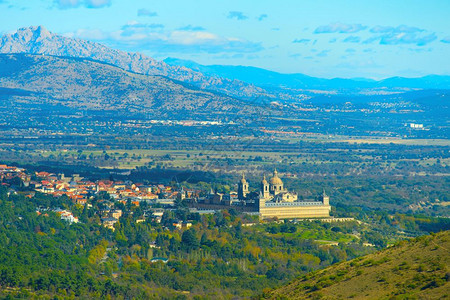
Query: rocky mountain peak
32,25,53,41
2,25,52,48
0,25,264,99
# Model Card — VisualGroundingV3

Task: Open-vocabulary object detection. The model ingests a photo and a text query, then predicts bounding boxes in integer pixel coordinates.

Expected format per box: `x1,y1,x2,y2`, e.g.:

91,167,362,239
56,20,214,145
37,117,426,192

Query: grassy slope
264,230,449,300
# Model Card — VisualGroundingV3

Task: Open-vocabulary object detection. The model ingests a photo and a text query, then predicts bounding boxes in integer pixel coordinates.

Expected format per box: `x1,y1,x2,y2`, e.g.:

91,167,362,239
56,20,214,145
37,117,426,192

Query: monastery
238,170,331,219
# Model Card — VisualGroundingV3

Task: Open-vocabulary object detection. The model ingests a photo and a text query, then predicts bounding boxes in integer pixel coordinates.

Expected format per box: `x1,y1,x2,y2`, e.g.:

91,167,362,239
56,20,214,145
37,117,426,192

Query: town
1,163,334,229
1,163,198,228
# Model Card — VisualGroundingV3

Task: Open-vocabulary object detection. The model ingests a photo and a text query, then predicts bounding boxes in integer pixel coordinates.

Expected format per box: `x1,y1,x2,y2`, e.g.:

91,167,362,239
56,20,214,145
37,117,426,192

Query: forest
0,184,448,299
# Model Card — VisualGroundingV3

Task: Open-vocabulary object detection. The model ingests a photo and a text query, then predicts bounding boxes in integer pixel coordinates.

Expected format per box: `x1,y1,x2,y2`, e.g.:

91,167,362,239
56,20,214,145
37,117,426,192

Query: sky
1,0,449,79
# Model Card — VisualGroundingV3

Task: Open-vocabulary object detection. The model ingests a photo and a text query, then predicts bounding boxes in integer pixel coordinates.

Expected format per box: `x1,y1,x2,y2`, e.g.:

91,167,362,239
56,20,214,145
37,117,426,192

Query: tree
181,229,199,251
200,233,208,246
80,204,89,223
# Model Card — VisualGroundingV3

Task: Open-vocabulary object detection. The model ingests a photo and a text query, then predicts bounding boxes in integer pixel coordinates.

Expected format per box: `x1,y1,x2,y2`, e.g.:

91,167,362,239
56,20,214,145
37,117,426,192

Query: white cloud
54,0,111,9
67,28,107,40
343,36,360,43
314,22,367,34
366,25,437,46
440,36,450,44
292,38,310,44
69,23,263,54
257,14,268,21
227,11,248,20
85,0,110,8
316,50,330,57
55,0,80,8
178,25,206,31
137,8,157,17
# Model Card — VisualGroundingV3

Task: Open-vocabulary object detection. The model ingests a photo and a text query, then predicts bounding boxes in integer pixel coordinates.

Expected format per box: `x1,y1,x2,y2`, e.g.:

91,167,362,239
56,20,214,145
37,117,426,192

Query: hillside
263,231,449,300
0,53,247,113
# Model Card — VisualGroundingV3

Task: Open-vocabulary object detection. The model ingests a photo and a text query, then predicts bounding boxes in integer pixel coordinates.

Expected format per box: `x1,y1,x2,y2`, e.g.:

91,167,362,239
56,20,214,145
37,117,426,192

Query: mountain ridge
0,26,269,100
3,25,449,106
164,57,450,90
0,53,248,114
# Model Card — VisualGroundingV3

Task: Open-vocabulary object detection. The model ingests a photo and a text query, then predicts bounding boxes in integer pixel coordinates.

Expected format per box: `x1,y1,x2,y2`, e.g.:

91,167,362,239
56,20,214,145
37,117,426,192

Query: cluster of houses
0,165,201,205
0,164,30,185
1,164,202,229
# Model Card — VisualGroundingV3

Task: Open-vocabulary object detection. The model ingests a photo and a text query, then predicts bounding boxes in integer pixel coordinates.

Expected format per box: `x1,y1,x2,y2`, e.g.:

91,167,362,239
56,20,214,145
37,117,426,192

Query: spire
240,172,248,184
262,174,268,183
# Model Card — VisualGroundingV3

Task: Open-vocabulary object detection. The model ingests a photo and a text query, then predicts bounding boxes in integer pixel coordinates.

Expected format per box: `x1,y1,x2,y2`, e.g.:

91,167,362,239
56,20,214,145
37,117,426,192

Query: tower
258,194,266,211
237,173,249,200
269,169,284,195
260,175,270,199
177,187,186,201
320,189,329,205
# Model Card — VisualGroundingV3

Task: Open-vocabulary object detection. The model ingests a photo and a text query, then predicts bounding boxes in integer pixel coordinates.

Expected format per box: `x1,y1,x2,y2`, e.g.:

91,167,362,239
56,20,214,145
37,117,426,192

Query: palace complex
237,170,331,219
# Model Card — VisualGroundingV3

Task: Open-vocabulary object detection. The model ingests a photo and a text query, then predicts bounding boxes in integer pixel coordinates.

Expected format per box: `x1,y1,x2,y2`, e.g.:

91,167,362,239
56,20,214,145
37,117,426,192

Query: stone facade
252,170,331,219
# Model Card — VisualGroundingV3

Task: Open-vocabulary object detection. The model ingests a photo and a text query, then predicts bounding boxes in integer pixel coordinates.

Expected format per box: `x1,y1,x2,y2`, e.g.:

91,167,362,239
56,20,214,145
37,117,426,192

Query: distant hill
0,53,247,113
263,230,450,299
164,57,450,91
0,26,267,100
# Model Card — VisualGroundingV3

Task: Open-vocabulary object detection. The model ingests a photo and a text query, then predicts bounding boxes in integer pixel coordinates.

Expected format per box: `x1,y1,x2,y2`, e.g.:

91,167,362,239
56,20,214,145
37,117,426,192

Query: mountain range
0,53,246,114
0,26,268,101
164,57,450,91
1,26,449,105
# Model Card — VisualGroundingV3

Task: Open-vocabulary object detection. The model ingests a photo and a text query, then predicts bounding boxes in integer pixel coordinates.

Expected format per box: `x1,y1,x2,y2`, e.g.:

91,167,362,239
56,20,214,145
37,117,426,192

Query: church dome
269,170,283,185
261,175,268,185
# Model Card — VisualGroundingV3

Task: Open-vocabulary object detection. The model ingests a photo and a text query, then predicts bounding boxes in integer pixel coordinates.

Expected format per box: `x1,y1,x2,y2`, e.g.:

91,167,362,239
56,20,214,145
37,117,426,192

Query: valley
0,24,448,299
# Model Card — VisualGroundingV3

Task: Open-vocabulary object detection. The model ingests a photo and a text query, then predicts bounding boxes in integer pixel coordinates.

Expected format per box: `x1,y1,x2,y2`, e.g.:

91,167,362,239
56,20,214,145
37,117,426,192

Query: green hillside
262,230,449,300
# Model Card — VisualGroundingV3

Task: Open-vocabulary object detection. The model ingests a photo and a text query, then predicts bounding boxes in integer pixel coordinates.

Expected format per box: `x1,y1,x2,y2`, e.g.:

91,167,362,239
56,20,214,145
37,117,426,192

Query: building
409,123,424,129
260,169,298,202
237,174,249,200
252,170,330,219
102,217,118,231
187,170,331,219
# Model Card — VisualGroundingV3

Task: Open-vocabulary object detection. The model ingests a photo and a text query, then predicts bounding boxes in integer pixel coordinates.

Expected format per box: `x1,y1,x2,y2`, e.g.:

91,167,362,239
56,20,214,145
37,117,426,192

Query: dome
261,175,268,185
270,170,283,185
240,173,248,184
270,176,283,185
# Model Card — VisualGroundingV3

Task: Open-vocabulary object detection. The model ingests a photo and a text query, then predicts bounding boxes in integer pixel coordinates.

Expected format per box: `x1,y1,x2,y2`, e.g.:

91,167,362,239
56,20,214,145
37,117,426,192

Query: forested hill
262,230,450,299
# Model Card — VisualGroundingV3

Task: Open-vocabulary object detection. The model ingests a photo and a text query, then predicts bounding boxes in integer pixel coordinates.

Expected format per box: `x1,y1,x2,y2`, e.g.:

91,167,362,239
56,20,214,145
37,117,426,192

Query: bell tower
261,175,270,199
237,173,249,200
320,189,329,205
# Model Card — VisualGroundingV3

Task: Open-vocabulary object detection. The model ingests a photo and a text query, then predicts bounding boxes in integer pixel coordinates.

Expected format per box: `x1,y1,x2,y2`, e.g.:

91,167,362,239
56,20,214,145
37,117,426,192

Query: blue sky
1,0,449,79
